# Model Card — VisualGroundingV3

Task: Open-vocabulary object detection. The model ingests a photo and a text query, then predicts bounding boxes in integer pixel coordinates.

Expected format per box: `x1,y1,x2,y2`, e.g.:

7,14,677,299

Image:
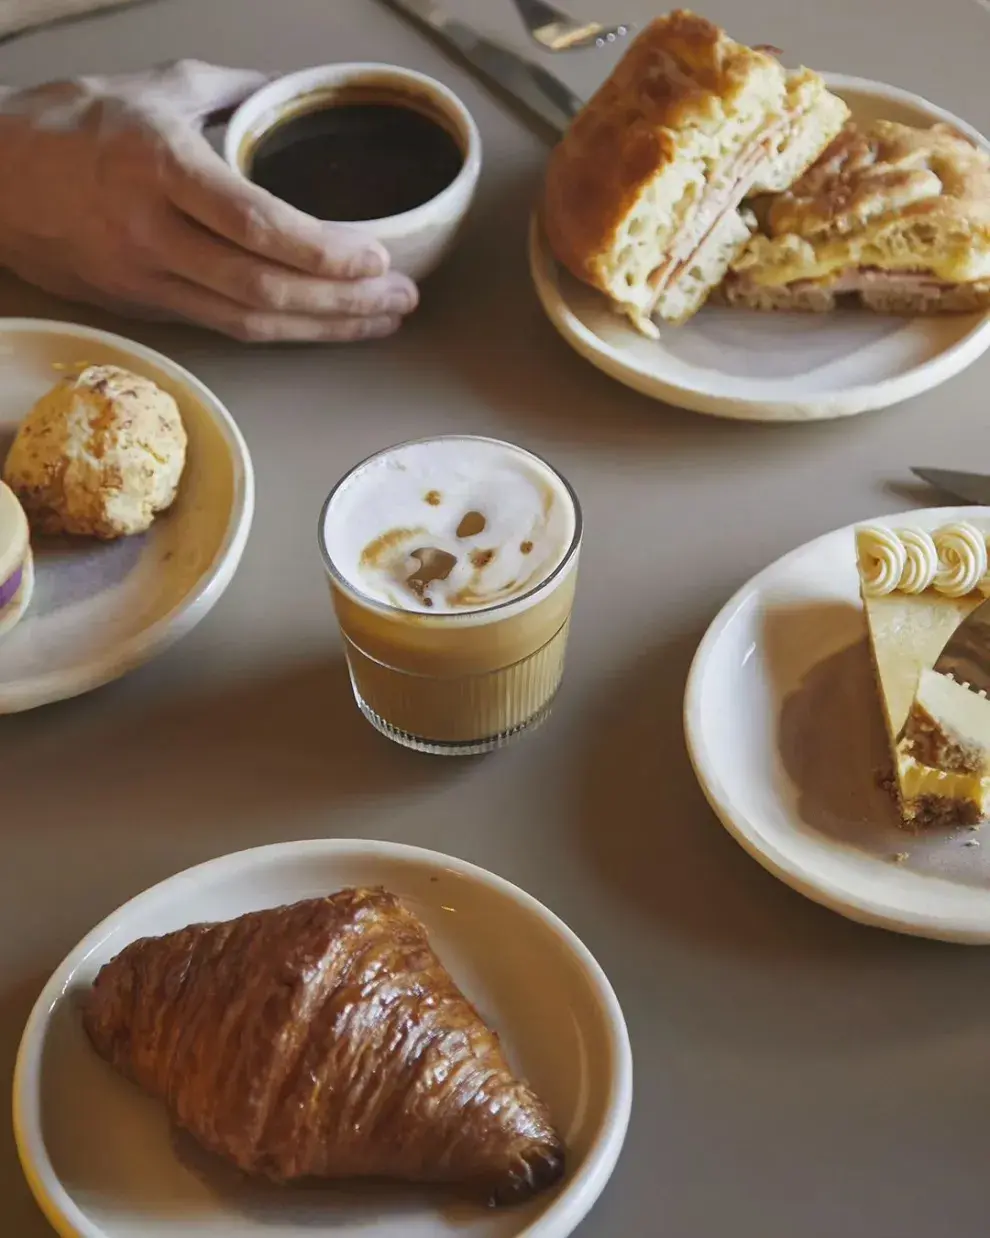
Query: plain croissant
82,887,565,1205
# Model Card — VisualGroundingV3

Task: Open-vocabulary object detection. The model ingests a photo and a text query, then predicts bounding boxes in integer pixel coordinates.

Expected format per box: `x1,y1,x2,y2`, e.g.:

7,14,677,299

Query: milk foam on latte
322,437,576,614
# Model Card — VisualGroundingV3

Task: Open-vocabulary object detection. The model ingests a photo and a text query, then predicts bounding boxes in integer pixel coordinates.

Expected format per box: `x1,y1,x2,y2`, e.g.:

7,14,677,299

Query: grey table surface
3,0,990,1234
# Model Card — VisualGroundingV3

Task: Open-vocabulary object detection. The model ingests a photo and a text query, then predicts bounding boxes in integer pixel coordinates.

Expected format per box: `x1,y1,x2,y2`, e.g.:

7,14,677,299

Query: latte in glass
318,435,582,754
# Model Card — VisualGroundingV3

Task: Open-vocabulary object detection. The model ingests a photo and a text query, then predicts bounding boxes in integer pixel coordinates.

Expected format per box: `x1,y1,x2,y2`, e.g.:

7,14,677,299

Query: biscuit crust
3,365,187,540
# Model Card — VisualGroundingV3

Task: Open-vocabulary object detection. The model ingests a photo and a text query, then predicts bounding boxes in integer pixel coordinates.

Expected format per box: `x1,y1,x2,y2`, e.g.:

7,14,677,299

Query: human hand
0,60,418,342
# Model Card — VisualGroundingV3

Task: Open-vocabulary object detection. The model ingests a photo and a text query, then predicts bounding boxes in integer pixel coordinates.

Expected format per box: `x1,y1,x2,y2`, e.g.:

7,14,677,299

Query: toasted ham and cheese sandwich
542,10,849,335
719,119,990,313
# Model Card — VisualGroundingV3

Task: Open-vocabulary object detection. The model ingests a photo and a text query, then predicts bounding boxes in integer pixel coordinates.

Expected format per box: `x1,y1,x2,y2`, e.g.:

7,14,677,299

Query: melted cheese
732,231,990,288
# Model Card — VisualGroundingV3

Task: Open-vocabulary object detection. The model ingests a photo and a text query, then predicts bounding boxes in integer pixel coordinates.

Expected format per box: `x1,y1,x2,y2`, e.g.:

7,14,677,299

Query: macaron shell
0,481,29,583
0,544,34,640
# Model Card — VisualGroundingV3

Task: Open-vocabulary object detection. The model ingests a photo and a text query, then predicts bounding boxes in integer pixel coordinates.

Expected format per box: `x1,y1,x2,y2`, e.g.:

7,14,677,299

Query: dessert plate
529,76,990,421
13,839,632,1238
684,505,990,943
0,319,254,712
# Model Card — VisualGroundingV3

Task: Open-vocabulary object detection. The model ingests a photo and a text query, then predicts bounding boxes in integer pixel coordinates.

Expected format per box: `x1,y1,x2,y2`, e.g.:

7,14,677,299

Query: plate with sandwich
532,10,990,421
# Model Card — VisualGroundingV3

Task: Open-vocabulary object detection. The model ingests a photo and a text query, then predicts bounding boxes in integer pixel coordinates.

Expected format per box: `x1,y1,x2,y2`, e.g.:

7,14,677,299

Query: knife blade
933,595,990,697
378,0,585,134
911,467,990,507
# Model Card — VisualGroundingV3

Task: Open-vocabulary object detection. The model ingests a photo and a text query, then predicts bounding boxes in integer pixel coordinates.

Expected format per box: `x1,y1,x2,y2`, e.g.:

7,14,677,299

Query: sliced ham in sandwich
718,119,990,315
542,10,849,335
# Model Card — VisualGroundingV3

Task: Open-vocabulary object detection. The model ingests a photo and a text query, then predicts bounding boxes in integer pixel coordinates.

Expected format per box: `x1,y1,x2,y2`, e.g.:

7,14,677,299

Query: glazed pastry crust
83,888,564,1205
3,364,187,539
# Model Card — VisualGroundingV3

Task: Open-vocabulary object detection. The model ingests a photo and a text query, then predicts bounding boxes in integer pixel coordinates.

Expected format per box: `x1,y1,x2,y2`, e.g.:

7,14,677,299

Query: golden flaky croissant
83,887,564,1205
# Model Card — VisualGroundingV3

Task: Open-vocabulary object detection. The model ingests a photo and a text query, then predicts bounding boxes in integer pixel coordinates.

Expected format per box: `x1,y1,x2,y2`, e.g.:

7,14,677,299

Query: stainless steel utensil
933,597,990,698
379,0,584,133
911,467,990,506
906,469,990,696
509,0,632,51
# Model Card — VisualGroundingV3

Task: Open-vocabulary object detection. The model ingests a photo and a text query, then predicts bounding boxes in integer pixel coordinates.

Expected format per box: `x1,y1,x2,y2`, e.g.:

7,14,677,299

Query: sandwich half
542,9,849,335
719,120,990,313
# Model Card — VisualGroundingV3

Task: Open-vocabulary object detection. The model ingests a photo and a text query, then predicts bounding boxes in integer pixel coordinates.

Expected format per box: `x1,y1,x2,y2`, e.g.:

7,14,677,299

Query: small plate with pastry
684,505,990,942
531,10,990,421
0,318,254,712
12,838,632,1238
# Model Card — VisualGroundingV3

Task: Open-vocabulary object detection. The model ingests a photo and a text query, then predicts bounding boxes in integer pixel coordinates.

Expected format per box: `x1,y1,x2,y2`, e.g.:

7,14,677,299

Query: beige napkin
0,0,138,39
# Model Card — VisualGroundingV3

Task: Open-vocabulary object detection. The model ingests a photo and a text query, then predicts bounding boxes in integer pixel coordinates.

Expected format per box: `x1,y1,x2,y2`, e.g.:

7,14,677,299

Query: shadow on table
572,627,839,958
0,655,455,836
571,626,990,1054
413,164,877,454
420,167,692,448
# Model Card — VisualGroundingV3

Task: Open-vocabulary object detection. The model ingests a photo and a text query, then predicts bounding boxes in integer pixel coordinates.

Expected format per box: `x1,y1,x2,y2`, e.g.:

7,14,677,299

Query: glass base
353,687,557,756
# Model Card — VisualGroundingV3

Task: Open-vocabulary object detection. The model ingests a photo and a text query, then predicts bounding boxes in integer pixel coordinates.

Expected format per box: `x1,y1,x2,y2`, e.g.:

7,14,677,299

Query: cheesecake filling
896,751,988,806
893,668,990,825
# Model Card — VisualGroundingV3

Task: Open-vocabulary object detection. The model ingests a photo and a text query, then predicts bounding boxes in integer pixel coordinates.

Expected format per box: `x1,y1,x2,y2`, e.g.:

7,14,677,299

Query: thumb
154,60,271,122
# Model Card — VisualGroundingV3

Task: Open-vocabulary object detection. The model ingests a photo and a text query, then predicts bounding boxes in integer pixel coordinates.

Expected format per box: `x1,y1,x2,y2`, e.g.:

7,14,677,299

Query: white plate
0,319,254,712
530,76,990,421
13,839,632,1238
684,504,990,943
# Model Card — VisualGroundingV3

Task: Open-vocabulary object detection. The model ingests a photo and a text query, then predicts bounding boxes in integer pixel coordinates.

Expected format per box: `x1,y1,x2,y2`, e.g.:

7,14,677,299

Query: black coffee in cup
245,95,465,222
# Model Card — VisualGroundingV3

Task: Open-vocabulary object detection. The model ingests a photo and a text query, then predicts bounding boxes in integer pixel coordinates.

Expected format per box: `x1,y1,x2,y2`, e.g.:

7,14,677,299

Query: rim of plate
529,74,990,422
682,504,990,942
12,838,634,1238
0,318,255,712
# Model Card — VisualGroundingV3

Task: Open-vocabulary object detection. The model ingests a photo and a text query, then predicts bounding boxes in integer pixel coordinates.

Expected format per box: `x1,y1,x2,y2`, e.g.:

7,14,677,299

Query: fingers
151,60,271,121
148,274,405,343
155,212,418,317
163,132,391,280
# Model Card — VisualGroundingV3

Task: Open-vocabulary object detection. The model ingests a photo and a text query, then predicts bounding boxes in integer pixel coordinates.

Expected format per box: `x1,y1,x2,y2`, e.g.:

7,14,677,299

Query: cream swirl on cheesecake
897,528,939,594
856,525,907,596
934,522,988,597
856,521,990,597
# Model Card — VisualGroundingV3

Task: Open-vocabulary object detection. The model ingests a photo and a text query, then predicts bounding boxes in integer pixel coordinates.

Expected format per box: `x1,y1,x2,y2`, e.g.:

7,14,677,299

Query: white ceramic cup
224,63,482,282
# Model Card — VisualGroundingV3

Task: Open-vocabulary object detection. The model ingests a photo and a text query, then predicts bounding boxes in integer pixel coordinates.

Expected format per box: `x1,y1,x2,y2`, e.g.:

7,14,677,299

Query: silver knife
933,598,990,697
378,0,585,134
908,466,990,699
911,465,990,695
911,467,990,507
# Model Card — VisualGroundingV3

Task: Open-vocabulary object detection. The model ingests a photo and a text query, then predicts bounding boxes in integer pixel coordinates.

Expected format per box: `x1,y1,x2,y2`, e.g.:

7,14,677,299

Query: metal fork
509,0,632,51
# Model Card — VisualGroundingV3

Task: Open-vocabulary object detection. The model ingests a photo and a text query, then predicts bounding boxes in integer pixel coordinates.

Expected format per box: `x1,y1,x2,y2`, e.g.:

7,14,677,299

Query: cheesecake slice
857,521,990,826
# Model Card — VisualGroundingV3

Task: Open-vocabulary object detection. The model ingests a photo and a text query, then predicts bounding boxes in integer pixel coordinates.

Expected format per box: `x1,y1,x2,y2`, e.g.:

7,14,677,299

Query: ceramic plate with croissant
13,839,631,1238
